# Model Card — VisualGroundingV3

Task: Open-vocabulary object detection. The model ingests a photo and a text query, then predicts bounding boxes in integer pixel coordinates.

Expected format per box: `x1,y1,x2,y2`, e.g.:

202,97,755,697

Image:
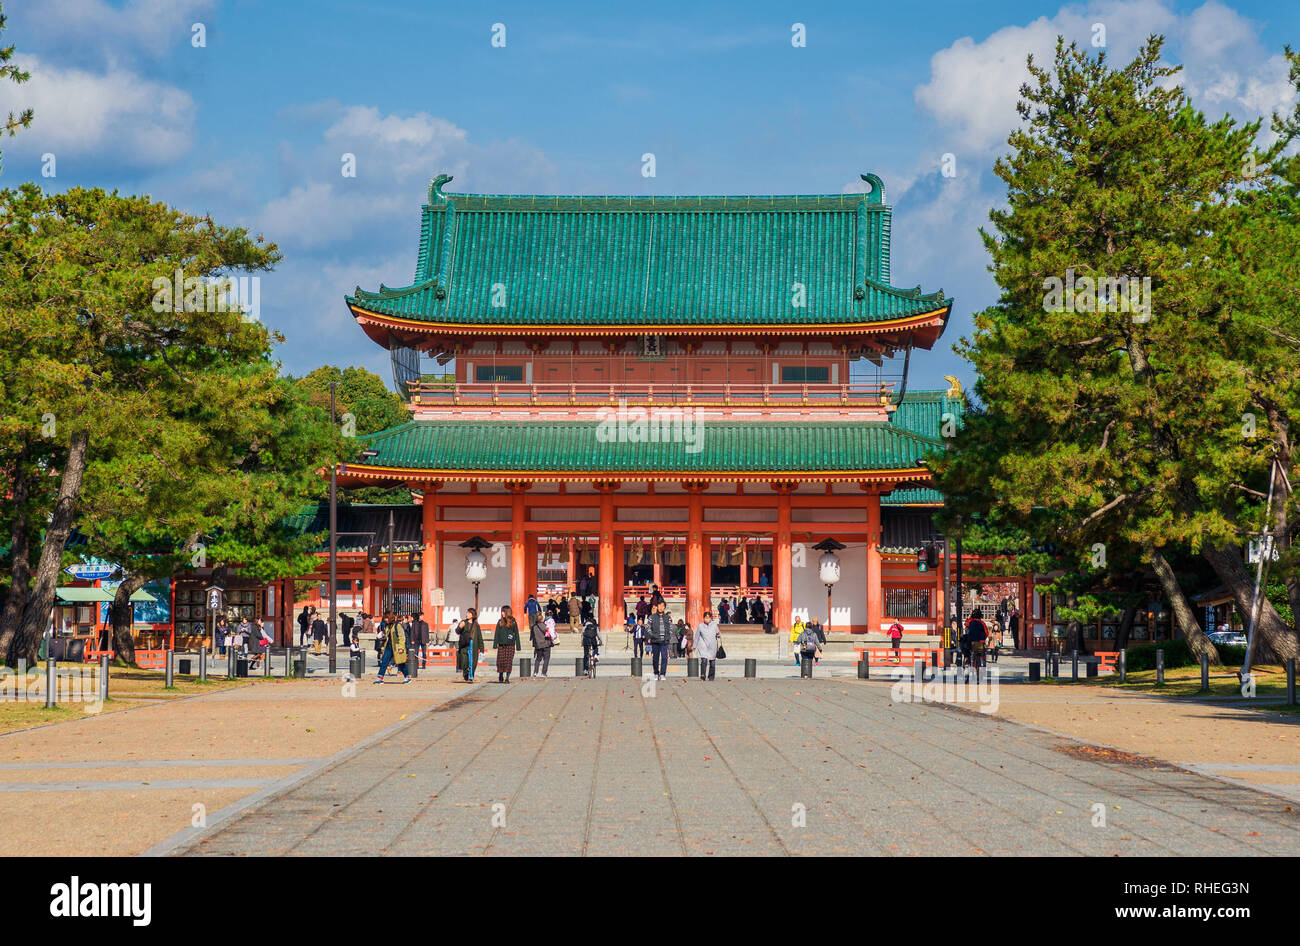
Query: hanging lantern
579,538,593,565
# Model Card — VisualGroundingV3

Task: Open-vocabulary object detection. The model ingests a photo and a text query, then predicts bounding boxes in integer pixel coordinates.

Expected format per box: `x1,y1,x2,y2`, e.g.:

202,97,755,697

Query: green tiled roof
882,487,944,505
890,389,964,440
346,420,942,475
347,173,951,328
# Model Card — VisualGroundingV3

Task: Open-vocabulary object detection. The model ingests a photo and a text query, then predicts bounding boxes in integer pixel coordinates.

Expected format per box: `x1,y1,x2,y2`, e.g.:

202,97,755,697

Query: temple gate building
332,172,962,639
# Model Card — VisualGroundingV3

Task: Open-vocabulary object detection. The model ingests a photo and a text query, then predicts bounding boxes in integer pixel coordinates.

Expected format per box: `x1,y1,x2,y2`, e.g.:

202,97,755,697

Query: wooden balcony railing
408,381,894,407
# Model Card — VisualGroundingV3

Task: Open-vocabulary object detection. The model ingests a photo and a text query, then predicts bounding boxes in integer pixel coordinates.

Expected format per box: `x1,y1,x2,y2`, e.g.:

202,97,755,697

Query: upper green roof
347,173,951,330
344,419,942,477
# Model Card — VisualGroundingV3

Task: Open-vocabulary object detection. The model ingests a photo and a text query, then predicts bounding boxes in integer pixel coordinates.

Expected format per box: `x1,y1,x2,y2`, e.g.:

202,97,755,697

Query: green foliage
295,365,409,503
0,5,31,153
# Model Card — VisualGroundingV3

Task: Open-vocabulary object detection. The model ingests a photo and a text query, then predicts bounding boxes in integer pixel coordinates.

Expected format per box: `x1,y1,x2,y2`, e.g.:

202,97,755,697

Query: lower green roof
347,420,943,475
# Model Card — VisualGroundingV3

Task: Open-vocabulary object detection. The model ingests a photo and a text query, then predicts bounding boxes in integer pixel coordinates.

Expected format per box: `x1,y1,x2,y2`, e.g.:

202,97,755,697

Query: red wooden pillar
866,489,883,636
613,533,625,620
510,482,529,620
775,483,793,632
598,483,617,630
421,483,441,631
686,482,705,627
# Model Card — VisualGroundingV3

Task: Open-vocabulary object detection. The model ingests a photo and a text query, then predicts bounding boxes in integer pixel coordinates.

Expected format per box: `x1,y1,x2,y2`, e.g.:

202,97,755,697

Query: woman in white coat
693,611,720,682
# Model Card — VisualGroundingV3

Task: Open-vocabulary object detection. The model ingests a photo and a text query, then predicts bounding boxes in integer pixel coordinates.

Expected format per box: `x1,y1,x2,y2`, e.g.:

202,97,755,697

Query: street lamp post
387,510,395,615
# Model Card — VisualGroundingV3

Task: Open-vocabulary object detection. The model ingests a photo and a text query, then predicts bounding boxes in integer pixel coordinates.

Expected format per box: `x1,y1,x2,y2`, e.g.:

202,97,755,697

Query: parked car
1207,630,1247,647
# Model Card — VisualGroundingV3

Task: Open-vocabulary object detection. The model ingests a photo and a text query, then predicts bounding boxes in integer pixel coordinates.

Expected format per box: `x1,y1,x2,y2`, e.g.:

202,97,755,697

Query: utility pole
955,514,964,642
328,382,340,674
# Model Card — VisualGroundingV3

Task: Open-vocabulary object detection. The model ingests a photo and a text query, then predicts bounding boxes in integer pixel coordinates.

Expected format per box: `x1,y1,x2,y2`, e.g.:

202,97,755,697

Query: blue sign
64,563,119,581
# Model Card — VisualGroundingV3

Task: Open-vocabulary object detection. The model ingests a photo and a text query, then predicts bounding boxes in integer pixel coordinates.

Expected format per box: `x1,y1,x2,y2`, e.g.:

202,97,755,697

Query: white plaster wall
439,540,513,628
790,543,866,629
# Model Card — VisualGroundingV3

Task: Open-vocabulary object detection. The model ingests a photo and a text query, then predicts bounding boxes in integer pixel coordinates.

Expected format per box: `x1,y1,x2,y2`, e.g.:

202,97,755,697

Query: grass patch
1050,662,1298,714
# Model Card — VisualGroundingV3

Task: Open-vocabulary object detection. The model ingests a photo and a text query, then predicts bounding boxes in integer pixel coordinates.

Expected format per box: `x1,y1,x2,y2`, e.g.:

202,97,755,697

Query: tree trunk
1115,599,1141,651
12,432,89,666
1065,590,1084,653
0,444,34,667
1202,542,1298,662
109,572,146,666
1146,542,1220,663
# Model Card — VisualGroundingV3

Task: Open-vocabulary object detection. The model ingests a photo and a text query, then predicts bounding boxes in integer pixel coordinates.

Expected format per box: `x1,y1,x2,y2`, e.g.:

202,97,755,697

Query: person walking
340,611,354,648
796,621,823,671
530,611,554,680
630,614,646,660
649,584,665,609
297,605,311,646
718,598,730,624
789,616,805,667
525,594,540,622
372,609,411,684
235,616,252,657
408,612,430,669
494,606,521,683
251,618,271,669
580,615,601,676
887,620,905,663
214,616,230,658
567,593,582,628
647,601,672,680
694,611,719,681
635,595,649,621
735,597,749,625
456,608,484,682
311,611,328,655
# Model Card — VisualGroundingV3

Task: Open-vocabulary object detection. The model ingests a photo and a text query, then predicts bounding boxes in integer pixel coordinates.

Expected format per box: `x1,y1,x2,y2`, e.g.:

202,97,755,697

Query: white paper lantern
818,551,841,586
465,549,488,583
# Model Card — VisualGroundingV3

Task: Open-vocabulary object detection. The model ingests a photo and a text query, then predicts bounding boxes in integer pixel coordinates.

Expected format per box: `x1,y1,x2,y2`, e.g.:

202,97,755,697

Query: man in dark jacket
647,602,672,680
340,611,355,648
408,612,430,668
581,617,600,676
649,584,665,609
297,606,311,646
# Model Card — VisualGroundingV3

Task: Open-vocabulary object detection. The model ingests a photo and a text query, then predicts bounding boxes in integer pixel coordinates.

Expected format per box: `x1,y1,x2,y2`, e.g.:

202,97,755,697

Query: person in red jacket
888,621,905,662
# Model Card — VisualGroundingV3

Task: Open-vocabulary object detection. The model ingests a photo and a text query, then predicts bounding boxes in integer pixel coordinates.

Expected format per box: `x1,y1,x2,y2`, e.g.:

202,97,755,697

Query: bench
853,646,940,668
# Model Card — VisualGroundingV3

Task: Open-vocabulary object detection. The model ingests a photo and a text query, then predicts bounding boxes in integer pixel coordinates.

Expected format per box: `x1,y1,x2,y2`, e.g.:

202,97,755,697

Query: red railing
409,380,893,407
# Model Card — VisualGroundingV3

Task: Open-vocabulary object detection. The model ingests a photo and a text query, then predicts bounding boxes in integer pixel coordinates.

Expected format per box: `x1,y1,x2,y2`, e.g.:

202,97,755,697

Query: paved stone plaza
166,677,1300,856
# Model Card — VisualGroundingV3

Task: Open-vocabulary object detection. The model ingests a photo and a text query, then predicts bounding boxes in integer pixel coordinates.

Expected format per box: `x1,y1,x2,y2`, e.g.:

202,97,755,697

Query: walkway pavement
164,676,1300,857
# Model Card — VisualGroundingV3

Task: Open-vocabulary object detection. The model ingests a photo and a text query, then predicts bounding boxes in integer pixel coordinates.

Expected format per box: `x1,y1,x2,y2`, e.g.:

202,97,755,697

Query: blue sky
3,0,1297,392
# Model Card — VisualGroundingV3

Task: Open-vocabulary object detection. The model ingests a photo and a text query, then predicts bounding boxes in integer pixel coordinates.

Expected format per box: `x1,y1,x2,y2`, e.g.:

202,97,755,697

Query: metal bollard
293,649,307,679
931,651,938,668
1287,658,1296,707
227,647,235,679
800,657,813,679
100,655,110,701
1200,652,1209,692
349,652,364,678
913,659,925,682
686,657,700,678
1052,655,1060,677
45,655,55,708
1156,649,1164,685
199,646,208,682
284,646,292,678
857,660,869,680
630,656,642,677
1119,648,1127,683
1086,660,1098,678
263,648,272,677
165,649,174,688
1071,649,1078,680
575,657,585,677
1029,662,1041,682
407,654,418,679
744,658,757,679
518,657,531,679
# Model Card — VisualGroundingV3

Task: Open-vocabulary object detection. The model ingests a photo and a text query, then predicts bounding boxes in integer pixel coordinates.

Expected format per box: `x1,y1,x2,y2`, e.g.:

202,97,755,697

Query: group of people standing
213,614,272,664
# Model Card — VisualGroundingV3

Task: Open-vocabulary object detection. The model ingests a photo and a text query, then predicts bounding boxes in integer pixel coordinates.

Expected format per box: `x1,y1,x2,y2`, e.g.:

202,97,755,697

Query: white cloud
11,0,216,68
912,0,1292,156
0,54,195,172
